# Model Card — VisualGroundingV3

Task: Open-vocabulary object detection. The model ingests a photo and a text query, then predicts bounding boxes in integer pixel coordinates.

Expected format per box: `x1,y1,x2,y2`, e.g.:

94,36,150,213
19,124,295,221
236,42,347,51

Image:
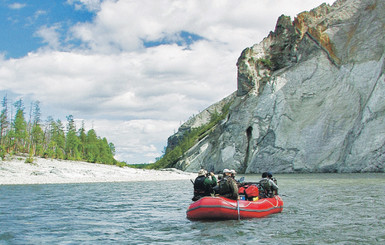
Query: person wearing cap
217,169,239,200
230,169,236,179
259,172,279,198
230,169,242,186
192,169,217,201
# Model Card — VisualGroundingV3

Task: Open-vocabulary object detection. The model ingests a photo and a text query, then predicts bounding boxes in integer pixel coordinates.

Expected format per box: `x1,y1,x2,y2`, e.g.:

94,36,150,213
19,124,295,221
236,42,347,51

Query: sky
0,0,336,164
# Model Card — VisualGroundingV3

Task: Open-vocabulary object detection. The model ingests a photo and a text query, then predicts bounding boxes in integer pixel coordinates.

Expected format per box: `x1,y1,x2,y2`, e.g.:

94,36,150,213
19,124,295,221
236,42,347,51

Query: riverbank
0,157,196,185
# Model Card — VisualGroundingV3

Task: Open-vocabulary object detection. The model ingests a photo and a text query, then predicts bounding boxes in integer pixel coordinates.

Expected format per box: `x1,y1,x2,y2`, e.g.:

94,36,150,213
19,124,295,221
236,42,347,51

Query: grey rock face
174,0,385,173
167,93,236,151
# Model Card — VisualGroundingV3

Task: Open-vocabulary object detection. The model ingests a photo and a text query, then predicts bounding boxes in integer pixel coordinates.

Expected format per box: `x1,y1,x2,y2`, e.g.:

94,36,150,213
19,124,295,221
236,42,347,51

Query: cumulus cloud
8,3,27,9
0,0,336,163
66,0,103,12
35,24,62,49
0,41,235,119
91,119,180,163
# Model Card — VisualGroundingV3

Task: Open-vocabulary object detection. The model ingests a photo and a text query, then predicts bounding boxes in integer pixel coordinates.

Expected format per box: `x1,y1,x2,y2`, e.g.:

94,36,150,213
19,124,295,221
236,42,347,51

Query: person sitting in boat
192,169,217,201
267,171,277,185
267,172,278,195
230,169,240,184
230,169,236,179
230,169,245,187
259,172,279,198
217,169,239,200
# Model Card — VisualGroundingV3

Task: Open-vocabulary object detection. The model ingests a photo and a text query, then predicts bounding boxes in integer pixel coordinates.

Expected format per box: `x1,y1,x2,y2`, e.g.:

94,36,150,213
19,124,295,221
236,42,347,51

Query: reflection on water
1,173,384,244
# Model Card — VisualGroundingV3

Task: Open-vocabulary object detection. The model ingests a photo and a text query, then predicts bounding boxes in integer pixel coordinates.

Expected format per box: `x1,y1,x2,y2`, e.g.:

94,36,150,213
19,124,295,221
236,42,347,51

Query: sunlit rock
172,0,385,173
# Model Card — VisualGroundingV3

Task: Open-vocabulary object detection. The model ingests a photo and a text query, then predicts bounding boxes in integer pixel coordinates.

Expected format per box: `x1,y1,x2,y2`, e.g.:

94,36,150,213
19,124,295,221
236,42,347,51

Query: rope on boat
219,195,281,208
265,196,280,208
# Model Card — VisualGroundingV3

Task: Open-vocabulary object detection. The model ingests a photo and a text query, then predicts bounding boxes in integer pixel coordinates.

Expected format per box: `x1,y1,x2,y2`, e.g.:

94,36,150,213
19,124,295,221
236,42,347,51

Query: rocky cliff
171,0,385,173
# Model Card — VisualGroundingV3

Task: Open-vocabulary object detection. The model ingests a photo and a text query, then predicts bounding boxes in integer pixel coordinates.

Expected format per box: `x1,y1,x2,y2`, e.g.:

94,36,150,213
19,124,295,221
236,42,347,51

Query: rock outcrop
167,93,236,150
173,0,385,173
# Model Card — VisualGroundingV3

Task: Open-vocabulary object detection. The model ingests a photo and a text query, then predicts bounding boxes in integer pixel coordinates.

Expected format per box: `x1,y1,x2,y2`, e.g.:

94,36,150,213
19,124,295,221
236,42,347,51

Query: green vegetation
147,102,232,170
258,58,273,69
24,156,34,164
129,163,151,169
0,96,121,166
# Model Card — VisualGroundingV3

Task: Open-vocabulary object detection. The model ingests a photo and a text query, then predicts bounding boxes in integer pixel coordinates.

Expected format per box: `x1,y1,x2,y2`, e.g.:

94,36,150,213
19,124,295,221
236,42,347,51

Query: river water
1,173,384,244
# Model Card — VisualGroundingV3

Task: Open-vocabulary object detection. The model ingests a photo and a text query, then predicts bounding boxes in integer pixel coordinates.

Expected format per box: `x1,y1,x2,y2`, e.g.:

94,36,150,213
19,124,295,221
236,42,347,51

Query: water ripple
1,174,385,244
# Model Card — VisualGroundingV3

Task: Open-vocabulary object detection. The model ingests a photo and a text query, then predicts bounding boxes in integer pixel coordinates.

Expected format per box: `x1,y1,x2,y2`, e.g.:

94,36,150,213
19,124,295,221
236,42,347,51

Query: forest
0,95,121,166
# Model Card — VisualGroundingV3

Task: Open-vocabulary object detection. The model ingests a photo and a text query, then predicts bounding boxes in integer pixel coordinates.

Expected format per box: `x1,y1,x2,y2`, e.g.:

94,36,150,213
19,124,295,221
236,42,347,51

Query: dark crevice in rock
242,126,253,173
303,31,341,68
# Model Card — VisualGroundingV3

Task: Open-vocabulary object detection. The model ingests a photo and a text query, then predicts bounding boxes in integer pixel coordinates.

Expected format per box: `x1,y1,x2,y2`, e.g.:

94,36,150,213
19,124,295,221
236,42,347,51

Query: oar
237,199,240,221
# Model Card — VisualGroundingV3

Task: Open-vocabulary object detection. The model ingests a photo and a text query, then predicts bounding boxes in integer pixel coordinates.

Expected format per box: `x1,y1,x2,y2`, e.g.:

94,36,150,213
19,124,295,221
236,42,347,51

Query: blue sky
0,1,94,58
0,0,336,164
0,1,204,58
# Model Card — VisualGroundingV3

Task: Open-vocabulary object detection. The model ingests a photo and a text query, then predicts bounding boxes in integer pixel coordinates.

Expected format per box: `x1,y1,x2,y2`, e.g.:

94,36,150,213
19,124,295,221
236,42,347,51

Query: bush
25,157,34,164
258,58,273,69
115,161,127,168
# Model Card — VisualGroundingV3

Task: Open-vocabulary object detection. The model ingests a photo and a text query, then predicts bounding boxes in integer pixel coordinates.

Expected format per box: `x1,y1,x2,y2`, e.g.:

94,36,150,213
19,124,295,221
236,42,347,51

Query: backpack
245,185,259,198
238,185,248,195
218,177,231,195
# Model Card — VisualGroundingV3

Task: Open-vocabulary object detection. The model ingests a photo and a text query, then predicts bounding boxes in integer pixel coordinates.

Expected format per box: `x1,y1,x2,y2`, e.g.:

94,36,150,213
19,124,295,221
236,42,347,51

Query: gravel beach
0,157,196,185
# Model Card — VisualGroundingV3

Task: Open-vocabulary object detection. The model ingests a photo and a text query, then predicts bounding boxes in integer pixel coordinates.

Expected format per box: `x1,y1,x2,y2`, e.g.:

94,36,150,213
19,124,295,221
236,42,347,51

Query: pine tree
29,101,44,156
78,121,87,159
0,95,9,157
0,96,119,165
65,115,81,160
31,123,44,156
48,118,65,159
85,129,98,163
0,96,9,143
12,99,28,153
98,137,115,164
109,142,116,156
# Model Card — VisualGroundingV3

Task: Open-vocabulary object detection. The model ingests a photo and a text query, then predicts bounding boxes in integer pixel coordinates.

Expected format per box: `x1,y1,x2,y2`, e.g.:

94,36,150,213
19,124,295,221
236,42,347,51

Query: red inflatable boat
186,196,283,220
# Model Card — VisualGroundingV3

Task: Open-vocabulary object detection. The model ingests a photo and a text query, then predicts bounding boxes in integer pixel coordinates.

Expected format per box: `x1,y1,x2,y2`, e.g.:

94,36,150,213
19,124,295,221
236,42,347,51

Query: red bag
245,185,259,198
238,186,246,194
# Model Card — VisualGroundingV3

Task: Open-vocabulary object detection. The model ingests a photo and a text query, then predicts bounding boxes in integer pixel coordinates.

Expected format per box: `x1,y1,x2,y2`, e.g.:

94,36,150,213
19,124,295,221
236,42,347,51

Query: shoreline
0,157,196,185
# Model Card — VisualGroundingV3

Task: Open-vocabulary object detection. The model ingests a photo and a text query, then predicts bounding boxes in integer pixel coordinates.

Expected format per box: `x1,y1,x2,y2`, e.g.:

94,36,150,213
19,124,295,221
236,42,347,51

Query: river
1,173,384,244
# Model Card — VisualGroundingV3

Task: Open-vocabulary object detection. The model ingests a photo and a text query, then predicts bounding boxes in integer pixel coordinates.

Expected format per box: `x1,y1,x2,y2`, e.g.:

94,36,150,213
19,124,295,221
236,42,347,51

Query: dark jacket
192,175,217,201
218,176,239,200
259,178,278,198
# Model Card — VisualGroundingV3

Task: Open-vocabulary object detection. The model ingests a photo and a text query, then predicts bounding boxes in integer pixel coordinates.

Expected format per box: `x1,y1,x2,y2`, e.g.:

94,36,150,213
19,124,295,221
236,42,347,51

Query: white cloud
70,0,336,54
66,0,103,12
8,3,27,9
90,119,180,163
0,0,336,163
34,24,62,49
